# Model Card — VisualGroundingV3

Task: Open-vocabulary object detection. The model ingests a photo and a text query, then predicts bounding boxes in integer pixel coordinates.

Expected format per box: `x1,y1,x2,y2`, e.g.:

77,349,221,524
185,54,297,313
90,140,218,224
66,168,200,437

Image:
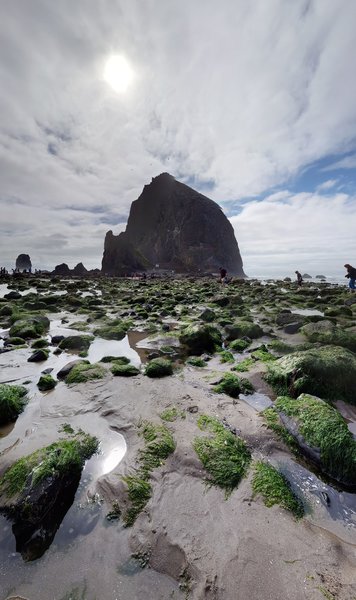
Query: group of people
0,267,8,275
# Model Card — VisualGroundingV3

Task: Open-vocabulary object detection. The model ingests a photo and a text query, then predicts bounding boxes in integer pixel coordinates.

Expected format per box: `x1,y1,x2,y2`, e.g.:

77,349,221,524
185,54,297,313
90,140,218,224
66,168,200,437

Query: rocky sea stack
102,173,246,276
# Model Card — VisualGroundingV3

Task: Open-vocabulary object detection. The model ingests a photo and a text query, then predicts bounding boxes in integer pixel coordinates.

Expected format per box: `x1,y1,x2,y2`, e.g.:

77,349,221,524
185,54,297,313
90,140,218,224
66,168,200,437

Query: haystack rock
102,173,246,276
16,254,32,272
53,263,71,276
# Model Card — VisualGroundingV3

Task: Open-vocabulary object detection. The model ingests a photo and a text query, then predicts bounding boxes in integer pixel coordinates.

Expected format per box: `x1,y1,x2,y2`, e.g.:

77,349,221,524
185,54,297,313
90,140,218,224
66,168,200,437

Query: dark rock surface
15,254,32,272
102,173,246,276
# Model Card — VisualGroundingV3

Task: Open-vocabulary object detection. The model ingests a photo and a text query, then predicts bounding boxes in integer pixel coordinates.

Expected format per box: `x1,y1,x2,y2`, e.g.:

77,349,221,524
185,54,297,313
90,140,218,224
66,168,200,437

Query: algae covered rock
179,323,222,355
9,315,50,339
301,320,356,353
58,335,93,352
274,394,356,487
28,349,49,362
0,431,98,560
37,374,57,391
225,320,263,341
111,363,140,377
145,358,173,378
0,384,28,425
266,345,356,403
65,362,106,384
93,321,128,340
213,372,254,398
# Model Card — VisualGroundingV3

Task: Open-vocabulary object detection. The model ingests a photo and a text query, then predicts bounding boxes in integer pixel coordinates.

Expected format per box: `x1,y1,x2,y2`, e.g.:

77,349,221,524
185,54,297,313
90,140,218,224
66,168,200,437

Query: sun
103,55,134,93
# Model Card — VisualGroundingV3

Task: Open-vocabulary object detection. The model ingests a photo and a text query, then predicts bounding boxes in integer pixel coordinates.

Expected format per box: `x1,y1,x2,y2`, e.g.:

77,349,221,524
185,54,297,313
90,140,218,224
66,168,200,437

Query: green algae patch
160,406,186,422
193,415,251,494
228,338,251,351
213,372,254,398
93,323,127,340
100,355,130,364
0,432,98,498
301,320,356,353
65,362,106,384
232,357,255,372
225,320,263,341
219,350,234,364
121,422,175,526
266,345,356,403
179,323,222,355
145,357,173,378
31,338,49,349
59,335,93,352
186,356,207,367
252,461,304,518
37,374,57,391
121,475,152,528
251,344,276,362
5,336,26,346
0,384,28,425
274,394,356,485
262,407,300,454
111,363,140,377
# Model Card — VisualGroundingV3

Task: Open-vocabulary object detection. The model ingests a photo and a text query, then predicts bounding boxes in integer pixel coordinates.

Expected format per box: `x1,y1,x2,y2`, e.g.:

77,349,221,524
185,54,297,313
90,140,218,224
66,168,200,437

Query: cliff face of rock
102,173,246,276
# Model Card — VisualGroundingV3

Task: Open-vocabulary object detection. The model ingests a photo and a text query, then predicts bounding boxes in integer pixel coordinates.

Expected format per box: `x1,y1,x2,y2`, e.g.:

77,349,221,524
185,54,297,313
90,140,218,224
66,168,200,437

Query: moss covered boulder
0,431,98,560
9,315,50,339
274,394,356,487
111,363,140,377
93,320,129,340
0,384,28,425
213,373,254,398
65,362,106,384
145,358,173,378
179,323,222,355
58,335,93,352
37,374,57,391
266,345,356,403
225,320,263,341
301,320,356,353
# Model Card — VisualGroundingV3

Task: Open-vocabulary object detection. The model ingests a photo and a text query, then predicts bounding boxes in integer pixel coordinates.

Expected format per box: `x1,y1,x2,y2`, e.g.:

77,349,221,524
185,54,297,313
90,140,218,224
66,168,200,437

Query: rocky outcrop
15,254,31,272
102,173,246,276
72,262,88,276
53,263,71,276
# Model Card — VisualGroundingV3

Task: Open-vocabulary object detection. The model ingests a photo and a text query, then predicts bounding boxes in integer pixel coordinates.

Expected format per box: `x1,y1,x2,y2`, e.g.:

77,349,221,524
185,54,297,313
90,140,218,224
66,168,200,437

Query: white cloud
230,191,356,277
316,179,337,191
1,0,356,270
322,154,356,171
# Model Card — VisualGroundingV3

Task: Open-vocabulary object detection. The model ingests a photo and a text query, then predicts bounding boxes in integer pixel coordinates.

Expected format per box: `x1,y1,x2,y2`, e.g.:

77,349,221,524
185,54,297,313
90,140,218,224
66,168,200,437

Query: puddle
0,410,126,561
239,392,273,411
291,307,324,316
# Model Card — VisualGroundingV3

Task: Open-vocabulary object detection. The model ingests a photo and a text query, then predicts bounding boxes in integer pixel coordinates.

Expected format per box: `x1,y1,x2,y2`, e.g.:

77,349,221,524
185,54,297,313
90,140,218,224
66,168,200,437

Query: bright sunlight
103,55,134,93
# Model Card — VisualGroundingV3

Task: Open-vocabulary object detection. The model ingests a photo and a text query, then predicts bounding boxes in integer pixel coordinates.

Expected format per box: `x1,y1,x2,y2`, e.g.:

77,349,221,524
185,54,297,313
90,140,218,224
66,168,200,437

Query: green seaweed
193,415,251,494
213,372,254,398
252,461,304,518
145,357,173,378
65,363,106,384
0,383,28,425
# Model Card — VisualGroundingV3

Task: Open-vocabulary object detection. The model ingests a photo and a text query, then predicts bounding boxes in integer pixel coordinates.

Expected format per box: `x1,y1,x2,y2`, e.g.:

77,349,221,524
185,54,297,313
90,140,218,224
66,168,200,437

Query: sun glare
103,55,134,93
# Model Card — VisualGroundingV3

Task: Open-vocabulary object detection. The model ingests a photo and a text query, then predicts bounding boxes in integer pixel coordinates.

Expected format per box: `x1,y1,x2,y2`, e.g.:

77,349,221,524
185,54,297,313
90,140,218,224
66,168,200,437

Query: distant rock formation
16,254,31,272
72,262,88,276
102,173,246,276
53,263,71,276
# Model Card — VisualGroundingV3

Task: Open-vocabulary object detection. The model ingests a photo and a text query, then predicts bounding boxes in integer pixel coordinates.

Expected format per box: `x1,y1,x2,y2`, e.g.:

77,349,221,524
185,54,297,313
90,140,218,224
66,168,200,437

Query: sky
1,0,356,277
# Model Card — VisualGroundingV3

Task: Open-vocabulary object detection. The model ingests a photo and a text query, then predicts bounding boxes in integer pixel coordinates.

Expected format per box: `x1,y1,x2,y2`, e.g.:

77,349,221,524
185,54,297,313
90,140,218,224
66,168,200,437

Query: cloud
230,191,356,276
322,154,356,171
0,0,356,270
316,179,337,191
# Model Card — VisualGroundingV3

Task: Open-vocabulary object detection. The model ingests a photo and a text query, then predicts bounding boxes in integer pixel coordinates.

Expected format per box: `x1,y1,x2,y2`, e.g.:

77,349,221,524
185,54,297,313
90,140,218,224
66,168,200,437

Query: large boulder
301,320,356,353
266,345,356,403
274,394,356,488
102,173,246,276
179,323,222,355
52,263,71,276
0,432,98,560
9,315,50,339
225,320,263,341
15,254,31,272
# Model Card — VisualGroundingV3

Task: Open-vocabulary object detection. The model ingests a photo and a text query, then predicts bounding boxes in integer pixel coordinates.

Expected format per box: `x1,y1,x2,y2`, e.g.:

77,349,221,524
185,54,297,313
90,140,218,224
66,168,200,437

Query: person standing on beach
219,267,227,284
295,271,303,286
344,264,356,291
